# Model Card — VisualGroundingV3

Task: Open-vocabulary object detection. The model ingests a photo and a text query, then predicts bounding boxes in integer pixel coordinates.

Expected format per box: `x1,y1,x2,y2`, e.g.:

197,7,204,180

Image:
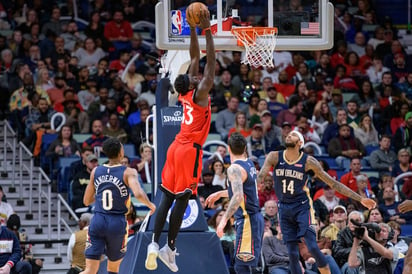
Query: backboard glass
156,0,334,51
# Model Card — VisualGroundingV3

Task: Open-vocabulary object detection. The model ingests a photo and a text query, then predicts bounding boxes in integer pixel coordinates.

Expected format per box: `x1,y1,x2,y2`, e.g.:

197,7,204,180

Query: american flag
300,22,320,35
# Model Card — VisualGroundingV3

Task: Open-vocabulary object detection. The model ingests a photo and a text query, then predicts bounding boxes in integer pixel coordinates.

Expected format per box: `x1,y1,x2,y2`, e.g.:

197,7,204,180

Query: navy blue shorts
278,199,315,243
85,213,128,261
234,212,264,266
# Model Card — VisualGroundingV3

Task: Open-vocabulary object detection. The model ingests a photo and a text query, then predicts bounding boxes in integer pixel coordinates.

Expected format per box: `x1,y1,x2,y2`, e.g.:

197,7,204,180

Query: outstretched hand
398,200,412,213
205,192,220,208
360,198,376,210
216,217,227,238
198,9,210,29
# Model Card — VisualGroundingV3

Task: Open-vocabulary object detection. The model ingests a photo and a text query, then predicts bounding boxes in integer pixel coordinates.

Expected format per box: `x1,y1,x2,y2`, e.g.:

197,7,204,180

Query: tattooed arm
216,163,246,237
306,156,376,210
257,151,279,184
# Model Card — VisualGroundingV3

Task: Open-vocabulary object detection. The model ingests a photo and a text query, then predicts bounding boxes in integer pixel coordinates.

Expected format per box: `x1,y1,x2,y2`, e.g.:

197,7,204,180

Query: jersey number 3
102,189,113,210
182,103,194,125
282,179,295,194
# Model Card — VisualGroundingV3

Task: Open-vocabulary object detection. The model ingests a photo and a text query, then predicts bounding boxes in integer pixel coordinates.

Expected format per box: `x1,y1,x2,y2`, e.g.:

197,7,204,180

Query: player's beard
285,140,297,148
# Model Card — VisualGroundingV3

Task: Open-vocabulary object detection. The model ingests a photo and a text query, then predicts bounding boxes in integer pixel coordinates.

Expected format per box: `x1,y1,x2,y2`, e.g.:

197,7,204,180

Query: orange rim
232,27,278,47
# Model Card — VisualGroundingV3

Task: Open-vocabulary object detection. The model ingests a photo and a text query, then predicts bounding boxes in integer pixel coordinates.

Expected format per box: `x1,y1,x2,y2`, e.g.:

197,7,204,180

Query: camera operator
348,222,399,274
332,210,364,271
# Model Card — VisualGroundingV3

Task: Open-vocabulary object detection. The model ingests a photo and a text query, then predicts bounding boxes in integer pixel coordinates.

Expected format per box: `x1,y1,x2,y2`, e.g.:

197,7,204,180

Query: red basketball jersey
175,89,211,145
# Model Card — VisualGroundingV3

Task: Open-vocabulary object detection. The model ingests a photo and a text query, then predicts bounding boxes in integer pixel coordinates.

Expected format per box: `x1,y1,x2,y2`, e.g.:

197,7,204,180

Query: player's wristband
6,261,14,268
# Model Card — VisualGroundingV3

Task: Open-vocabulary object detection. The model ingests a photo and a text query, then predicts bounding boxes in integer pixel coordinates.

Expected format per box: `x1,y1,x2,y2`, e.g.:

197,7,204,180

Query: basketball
186,2,208,26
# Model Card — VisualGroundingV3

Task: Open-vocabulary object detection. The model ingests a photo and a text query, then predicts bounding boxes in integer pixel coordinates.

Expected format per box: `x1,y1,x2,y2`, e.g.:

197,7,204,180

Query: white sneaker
159,244,179,272
145,242,159,270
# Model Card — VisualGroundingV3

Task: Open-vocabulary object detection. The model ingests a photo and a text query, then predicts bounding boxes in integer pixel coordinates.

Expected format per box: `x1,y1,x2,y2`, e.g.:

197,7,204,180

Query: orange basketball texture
186,2,208,26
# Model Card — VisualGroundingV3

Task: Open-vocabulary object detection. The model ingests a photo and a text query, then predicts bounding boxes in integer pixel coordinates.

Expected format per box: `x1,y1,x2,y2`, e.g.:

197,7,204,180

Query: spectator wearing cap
266,86,287,118
279,121,292,147
312,67,328,91
70,154,99,213
328,124,366,171
58,89,89,134
228,111,251,138
67,213,93,273
246,117,268,159
216,96,239,141
393,111,412,153
197,169,223,200
104,10,133,52
321,205,348,242
328,88,344,120
275,95,303,127
260,109,282,147
0,186,14,226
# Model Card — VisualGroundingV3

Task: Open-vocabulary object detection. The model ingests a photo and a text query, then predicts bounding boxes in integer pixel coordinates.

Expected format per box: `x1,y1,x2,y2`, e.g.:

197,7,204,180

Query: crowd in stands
0,0,412,273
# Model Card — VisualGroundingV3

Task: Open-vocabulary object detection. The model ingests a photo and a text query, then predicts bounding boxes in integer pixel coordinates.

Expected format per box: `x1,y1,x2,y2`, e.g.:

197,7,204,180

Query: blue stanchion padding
147,193,208,232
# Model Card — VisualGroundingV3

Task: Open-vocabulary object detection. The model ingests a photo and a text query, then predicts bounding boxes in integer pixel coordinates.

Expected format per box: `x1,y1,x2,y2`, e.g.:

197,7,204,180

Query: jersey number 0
102,189,113,210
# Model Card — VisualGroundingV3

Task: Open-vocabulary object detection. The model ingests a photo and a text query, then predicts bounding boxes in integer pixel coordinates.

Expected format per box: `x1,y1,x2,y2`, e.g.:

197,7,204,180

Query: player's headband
292,129,305,149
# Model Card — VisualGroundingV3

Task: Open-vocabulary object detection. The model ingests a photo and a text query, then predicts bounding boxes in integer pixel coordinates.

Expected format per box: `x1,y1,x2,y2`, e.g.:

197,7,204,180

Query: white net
232,27,278,68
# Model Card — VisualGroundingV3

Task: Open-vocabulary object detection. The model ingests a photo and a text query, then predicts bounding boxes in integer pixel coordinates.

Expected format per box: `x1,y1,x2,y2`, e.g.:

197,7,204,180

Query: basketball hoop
231,27,278,68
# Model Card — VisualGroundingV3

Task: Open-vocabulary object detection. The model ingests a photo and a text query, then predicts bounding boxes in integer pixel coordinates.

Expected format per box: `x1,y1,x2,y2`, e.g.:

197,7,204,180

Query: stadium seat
40,133,58,173
57,157,80,193
400,224,412,237
73,134,92,145
124,144,137,157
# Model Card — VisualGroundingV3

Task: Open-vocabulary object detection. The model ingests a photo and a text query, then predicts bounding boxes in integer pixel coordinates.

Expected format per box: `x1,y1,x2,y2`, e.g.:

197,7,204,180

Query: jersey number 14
282,179,295,195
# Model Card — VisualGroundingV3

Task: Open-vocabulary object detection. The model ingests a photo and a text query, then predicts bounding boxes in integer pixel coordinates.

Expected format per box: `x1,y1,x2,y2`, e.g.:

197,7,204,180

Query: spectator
275,95,303,127
87,87,109,119
215,69,241,102
294,115,321,144
260,110,282,148
346,100,361,129
72,37,107,69
316,185,342,213
311,101,333,139
130,107,152,151
348,222,399,273
262,223,290,274
273,70,295,100
387,221,409,255
102,113,128,144
203,144,230,171
369,135,397,174
82,120,109,155
60,91,90,134
321,205,348,241
366,55,390,88
130,143,153,184
393,111,412,153
45,124,81,164
0,186,13,226
210,159,226,190
328,124,366,170
67,213,93,274
354,114,379,147
263,200,278,228
367,26,385,50
389,101,409,135
71,154,99,213
84,11,110,52
353,174,377,210
340,158,372,198
258,173,277,208
215,96,239,141
379,187,412,224
41,6,63,36
333,210,364,269
0,223,31,274
241,92,259,121
198,168,223,200
246,118,267,158
328,88,345,120
392,148,412,198
60,20,87,52
266,86,287,118
228,111,251,138
103,10,133,52
366,207,384,223
376,174,405,204
68,146,94,184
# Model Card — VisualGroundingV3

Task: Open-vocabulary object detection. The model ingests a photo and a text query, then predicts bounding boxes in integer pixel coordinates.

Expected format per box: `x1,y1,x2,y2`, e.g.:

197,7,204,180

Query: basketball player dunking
257,130,376,274
145,8,215,272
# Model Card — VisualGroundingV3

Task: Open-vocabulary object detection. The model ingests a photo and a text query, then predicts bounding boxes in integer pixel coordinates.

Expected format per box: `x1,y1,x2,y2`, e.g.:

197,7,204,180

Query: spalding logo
161,108,183,125
166,200,199,228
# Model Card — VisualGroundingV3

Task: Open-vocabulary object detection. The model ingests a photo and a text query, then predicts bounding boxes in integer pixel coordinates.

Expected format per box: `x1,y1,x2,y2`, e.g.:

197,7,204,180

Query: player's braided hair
174,74,190,95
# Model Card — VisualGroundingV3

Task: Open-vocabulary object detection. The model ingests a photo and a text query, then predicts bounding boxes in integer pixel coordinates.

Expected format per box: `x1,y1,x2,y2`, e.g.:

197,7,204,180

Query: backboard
156,0,334,51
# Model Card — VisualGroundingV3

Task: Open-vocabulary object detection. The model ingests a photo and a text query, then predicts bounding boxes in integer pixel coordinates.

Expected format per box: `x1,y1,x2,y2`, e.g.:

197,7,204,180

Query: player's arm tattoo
257,151,278,183
223,165,244,221
306,156,362,202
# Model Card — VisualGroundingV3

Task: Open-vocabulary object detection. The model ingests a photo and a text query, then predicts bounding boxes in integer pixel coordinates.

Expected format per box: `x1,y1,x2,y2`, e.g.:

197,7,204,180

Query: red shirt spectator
104,11,133,42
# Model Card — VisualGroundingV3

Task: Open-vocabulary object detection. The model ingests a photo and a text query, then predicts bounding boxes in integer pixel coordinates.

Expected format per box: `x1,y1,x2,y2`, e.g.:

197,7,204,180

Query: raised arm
188,27,200,79
195,9,215,107
216,163,246,237
257,151,279,184
306,156,376,209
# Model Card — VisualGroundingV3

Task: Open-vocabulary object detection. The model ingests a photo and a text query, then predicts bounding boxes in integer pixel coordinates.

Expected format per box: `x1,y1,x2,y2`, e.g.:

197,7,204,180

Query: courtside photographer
348,219,399,274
